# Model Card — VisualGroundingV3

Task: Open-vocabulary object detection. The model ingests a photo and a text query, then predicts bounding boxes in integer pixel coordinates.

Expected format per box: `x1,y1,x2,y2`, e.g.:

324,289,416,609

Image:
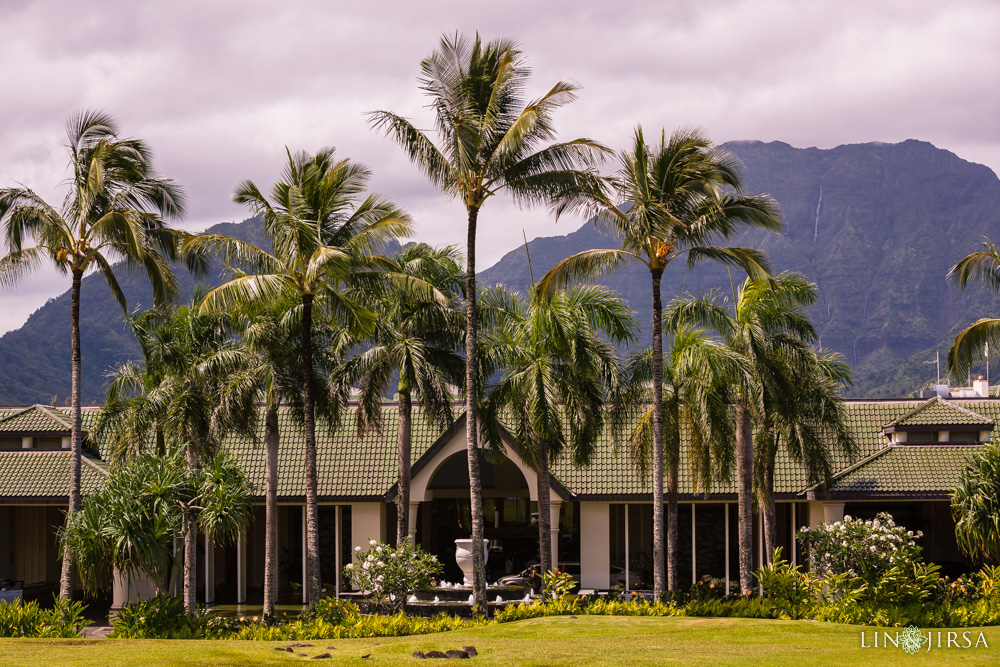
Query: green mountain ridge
1,139,997,403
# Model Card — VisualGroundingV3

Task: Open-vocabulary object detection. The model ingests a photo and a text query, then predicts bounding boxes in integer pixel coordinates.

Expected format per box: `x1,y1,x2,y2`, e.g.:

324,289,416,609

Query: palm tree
339,243,466,546
480,283,636,574
538,127,781,594
952,441,1000,564
608,327,745,589
182,147,412,606
98,297,246,612
0,110,186,599
947,238,1000,379
667,273,855,591
369,33,609,612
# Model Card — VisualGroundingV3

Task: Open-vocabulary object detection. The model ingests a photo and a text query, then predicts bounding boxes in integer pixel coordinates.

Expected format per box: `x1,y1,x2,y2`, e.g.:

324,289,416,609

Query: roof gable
0,405,73,434
0,451,107,499
884,396,992,430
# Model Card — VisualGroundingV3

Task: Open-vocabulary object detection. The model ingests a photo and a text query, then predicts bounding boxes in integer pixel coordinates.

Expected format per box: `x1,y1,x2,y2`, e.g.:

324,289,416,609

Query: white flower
362,562,370,570
345,563,354,570
375,546,383,553
377,561,384,567
370,539,377,546
844,515,852,522
355,546,362,552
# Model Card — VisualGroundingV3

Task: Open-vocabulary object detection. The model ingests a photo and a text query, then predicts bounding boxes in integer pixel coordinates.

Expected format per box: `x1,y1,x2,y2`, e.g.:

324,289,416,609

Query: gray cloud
1,0,998,334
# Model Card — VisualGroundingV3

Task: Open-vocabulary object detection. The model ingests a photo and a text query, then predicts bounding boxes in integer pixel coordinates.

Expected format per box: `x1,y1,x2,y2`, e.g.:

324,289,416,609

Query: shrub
797,512,922,585
301,596,360,625
753,548,819,619
111,595,206,639
344,541,442,613
0,596,87,638
541,569,575,600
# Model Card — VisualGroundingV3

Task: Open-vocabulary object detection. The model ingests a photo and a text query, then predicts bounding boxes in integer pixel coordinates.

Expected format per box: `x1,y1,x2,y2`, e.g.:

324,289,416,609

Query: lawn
0,616,997,666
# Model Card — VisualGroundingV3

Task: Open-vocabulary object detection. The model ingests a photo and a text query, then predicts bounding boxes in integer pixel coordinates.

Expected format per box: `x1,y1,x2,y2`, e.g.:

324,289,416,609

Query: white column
335,505,342,598
808,501,825,529
408,502,420,547
61,436,70,449
691,504,697,584
21,436,31,449
580,502,610,590
791,504,797,568
301,507,308,605
724,503,730,597
822,502,845,524
549,500,562,567
624,504,630,593
236,532,246,604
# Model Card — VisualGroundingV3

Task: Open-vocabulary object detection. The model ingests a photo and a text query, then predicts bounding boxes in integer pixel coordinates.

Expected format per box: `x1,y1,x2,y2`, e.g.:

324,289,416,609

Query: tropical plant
370,33,609,612
344,540,443,613
538,127,782,594
480,281,635,574
668,273,854,590
59,449,253,608
947,238,1000,378
339,243,466,545
0,596,88,638
608,326,744,588
0,110,186,598
182,147,413,606
952,441,1000,564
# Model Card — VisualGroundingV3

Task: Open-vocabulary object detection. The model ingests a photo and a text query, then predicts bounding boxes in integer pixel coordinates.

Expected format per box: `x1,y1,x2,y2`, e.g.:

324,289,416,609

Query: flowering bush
541,569,576,599
344,540,442,612
754,548,819,619
797,512,922,586
0,596,87,638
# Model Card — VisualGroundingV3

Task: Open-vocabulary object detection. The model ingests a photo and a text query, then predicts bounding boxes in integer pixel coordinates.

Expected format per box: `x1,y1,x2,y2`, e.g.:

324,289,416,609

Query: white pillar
351,503,386,552
61,436,70,449
21,436,31,449
808,501,826,529
236,532,246,604
549,500,562,567
408,502,420,547
580,502,610,590
822,502,845,524
301,507,308,605
335,505,342,598
724,503,730,597
791,504,797,568
691,504,697,584
205,534,215,605
624,504,630,593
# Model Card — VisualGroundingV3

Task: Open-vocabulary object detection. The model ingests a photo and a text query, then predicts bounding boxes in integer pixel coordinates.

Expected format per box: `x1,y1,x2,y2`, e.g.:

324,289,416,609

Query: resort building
0,381,993,605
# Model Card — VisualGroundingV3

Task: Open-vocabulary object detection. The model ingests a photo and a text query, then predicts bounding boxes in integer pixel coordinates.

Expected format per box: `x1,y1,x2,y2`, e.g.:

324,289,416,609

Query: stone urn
454,538,489,586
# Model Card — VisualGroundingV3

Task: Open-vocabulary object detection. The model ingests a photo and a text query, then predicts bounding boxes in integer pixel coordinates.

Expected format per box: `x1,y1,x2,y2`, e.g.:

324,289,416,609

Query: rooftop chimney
974,376,990,398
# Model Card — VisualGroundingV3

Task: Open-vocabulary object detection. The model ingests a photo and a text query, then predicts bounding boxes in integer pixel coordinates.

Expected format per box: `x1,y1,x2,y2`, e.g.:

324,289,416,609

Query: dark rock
288,643,315,648
274,646,293,652
361,654,371,660
569,615,578,619
326,646,337,650
309,653,332,660
445,649,469,659
462,646,478,657
412,650,426,659
424,651,448,659
296,654,308,658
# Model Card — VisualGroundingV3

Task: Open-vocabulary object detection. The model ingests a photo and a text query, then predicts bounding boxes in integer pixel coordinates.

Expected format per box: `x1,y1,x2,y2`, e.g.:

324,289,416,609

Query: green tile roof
0,451,107,498
0,405,73,433
886,396,993,428
818,445,983,496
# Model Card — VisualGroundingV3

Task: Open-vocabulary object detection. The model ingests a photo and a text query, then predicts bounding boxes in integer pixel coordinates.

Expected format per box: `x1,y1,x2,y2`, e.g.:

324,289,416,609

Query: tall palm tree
370,33,609,612
538,127,781,594
667,273,854,591
0,110,186,599
947,238,1000,379
339,243,466,546
480,283,636,574
608,327,745,589
182,147,412,606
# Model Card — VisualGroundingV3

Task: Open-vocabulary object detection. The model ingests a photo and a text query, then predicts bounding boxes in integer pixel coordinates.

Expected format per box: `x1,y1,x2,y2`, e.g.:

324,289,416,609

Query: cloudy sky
1,0,998,334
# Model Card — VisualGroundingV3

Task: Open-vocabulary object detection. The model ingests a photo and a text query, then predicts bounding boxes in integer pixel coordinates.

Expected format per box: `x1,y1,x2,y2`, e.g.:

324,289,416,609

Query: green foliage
541,569,576,600
797,512,922,586
0,596,87,638
952,441,1000,563
110,595,206,639
301,596,360,626
344,541,442,613
753,548,819,619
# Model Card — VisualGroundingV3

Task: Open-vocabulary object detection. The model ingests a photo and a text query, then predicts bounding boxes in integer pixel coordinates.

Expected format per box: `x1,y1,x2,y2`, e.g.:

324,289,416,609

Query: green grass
1,616,998,666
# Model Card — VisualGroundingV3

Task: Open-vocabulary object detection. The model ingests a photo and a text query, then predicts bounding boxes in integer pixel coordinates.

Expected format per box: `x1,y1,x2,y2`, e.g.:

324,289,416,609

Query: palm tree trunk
762,446,777,565
464,205,487,616
59,269,84,600
263,405,279,617
184,446,199,614
666,429,679,593
736,394,753,594
301,293,321,606
396,389,412,545
650,269,666,596
536,438,552,575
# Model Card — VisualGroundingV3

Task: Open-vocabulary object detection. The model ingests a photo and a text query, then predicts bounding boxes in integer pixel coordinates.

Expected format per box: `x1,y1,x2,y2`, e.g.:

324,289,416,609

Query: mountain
2,139,998,403
479,140,1000,397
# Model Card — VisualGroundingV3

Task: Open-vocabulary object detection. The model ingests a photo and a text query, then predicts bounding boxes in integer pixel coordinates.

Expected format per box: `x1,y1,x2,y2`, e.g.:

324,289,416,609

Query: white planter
454,538,489,586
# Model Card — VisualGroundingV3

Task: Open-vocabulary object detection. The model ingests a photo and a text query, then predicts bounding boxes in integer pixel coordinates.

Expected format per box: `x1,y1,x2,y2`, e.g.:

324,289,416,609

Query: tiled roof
817,445,983,496
885,396,993,428
0,405,73,433
0,451,107,498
